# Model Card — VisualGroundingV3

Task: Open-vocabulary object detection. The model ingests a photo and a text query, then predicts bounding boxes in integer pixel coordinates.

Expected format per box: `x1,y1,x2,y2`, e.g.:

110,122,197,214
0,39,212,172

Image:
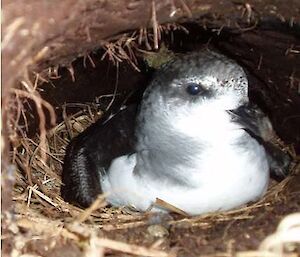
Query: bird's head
137,50,249,144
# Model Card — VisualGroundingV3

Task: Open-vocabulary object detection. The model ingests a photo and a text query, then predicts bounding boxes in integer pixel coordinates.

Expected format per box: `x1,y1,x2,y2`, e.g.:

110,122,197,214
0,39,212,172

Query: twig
105,62,119,111
67,64,76,82
76,195,107,223
28,184,58,208
89,237,169,257
12,88,56,163
152,1,159,49
179,0,192,18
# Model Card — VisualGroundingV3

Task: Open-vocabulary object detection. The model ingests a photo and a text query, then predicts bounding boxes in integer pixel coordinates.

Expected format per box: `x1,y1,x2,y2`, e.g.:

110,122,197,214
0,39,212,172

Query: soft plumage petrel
61,50,290,216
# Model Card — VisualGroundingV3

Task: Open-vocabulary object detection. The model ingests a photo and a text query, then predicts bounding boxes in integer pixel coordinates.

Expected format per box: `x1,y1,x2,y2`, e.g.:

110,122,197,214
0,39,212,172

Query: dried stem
11,88,56,163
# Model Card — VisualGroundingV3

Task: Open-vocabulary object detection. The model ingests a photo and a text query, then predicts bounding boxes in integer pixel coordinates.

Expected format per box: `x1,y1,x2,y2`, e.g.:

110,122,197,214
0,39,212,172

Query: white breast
100,134,269,215
101,92,270,215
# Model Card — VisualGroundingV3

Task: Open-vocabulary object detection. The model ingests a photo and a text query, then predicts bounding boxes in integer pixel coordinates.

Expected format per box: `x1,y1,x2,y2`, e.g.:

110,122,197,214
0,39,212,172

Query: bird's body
101,51,270,215
62,50,290,215
102,143,269,215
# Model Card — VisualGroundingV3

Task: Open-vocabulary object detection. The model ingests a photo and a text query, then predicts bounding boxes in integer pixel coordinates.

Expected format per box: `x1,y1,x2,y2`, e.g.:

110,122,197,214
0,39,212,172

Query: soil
2,1,300,257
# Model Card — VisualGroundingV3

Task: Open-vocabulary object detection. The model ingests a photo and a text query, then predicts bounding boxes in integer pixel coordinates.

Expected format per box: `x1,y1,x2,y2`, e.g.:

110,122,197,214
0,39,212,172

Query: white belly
101,139,269,216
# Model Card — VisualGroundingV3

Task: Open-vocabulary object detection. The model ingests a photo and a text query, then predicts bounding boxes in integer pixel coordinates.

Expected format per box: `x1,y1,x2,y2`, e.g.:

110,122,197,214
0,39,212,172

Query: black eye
186,83,203,95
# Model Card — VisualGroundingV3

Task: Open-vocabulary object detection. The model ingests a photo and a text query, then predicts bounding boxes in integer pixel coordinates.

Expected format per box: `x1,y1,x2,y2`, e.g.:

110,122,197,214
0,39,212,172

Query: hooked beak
227,104,274,142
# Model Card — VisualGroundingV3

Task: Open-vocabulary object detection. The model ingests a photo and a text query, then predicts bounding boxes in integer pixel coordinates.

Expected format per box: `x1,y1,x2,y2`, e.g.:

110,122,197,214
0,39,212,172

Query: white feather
101,94,270,215
100,52,270,216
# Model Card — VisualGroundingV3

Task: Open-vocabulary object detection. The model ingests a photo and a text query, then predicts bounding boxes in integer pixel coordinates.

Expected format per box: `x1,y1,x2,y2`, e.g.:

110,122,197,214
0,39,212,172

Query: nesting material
9,96,300,256
5,18,300,256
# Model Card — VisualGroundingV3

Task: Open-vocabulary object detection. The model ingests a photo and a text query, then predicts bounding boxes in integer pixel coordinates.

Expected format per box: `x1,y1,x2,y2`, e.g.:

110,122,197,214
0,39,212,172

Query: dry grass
7,96,300,256
4,20,300,256
99,22,188,72
3,1,300,254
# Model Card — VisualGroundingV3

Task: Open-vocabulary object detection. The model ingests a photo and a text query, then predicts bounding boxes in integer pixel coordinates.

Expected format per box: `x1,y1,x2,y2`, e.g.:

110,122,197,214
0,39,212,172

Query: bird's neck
134,112,202,184
133,97,245,185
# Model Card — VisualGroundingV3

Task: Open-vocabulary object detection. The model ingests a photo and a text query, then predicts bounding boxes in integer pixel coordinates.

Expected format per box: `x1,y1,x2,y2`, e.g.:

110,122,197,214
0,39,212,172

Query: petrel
61,50,290,215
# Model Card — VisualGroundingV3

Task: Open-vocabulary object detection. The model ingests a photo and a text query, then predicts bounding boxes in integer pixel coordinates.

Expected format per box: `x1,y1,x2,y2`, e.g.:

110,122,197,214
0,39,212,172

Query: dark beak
227,104,274,142
227,104,292,180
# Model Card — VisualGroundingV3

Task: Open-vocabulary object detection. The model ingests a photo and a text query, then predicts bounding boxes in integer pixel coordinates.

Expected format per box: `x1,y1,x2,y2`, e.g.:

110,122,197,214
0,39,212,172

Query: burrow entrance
4,16,300,257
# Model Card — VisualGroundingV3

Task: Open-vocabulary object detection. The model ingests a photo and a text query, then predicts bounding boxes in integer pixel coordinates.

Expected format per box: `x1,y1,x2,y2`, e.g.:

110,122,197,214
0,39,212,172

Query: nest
3,1,300,256
6,91,300,253
8,87,300,256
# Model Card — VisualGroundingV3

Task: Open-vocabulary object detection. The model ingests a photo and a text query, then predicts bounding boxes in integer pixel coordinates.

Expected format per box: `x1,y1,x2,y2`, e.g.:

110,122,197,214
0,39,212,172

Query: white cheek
172,95,245,142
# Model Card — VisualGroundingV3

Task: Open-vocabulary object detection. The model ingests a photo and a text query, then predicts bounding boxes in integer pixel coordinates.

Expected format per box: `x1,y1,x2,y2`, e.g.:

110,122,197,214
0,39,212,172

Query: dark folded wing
61,103,138,207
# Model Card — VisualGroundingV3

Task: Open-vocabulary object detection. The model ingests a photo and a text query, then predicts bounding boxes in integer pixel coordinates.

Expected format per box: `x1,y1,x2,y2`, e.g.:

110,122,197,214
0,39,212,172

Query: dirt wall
2,1,300,256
